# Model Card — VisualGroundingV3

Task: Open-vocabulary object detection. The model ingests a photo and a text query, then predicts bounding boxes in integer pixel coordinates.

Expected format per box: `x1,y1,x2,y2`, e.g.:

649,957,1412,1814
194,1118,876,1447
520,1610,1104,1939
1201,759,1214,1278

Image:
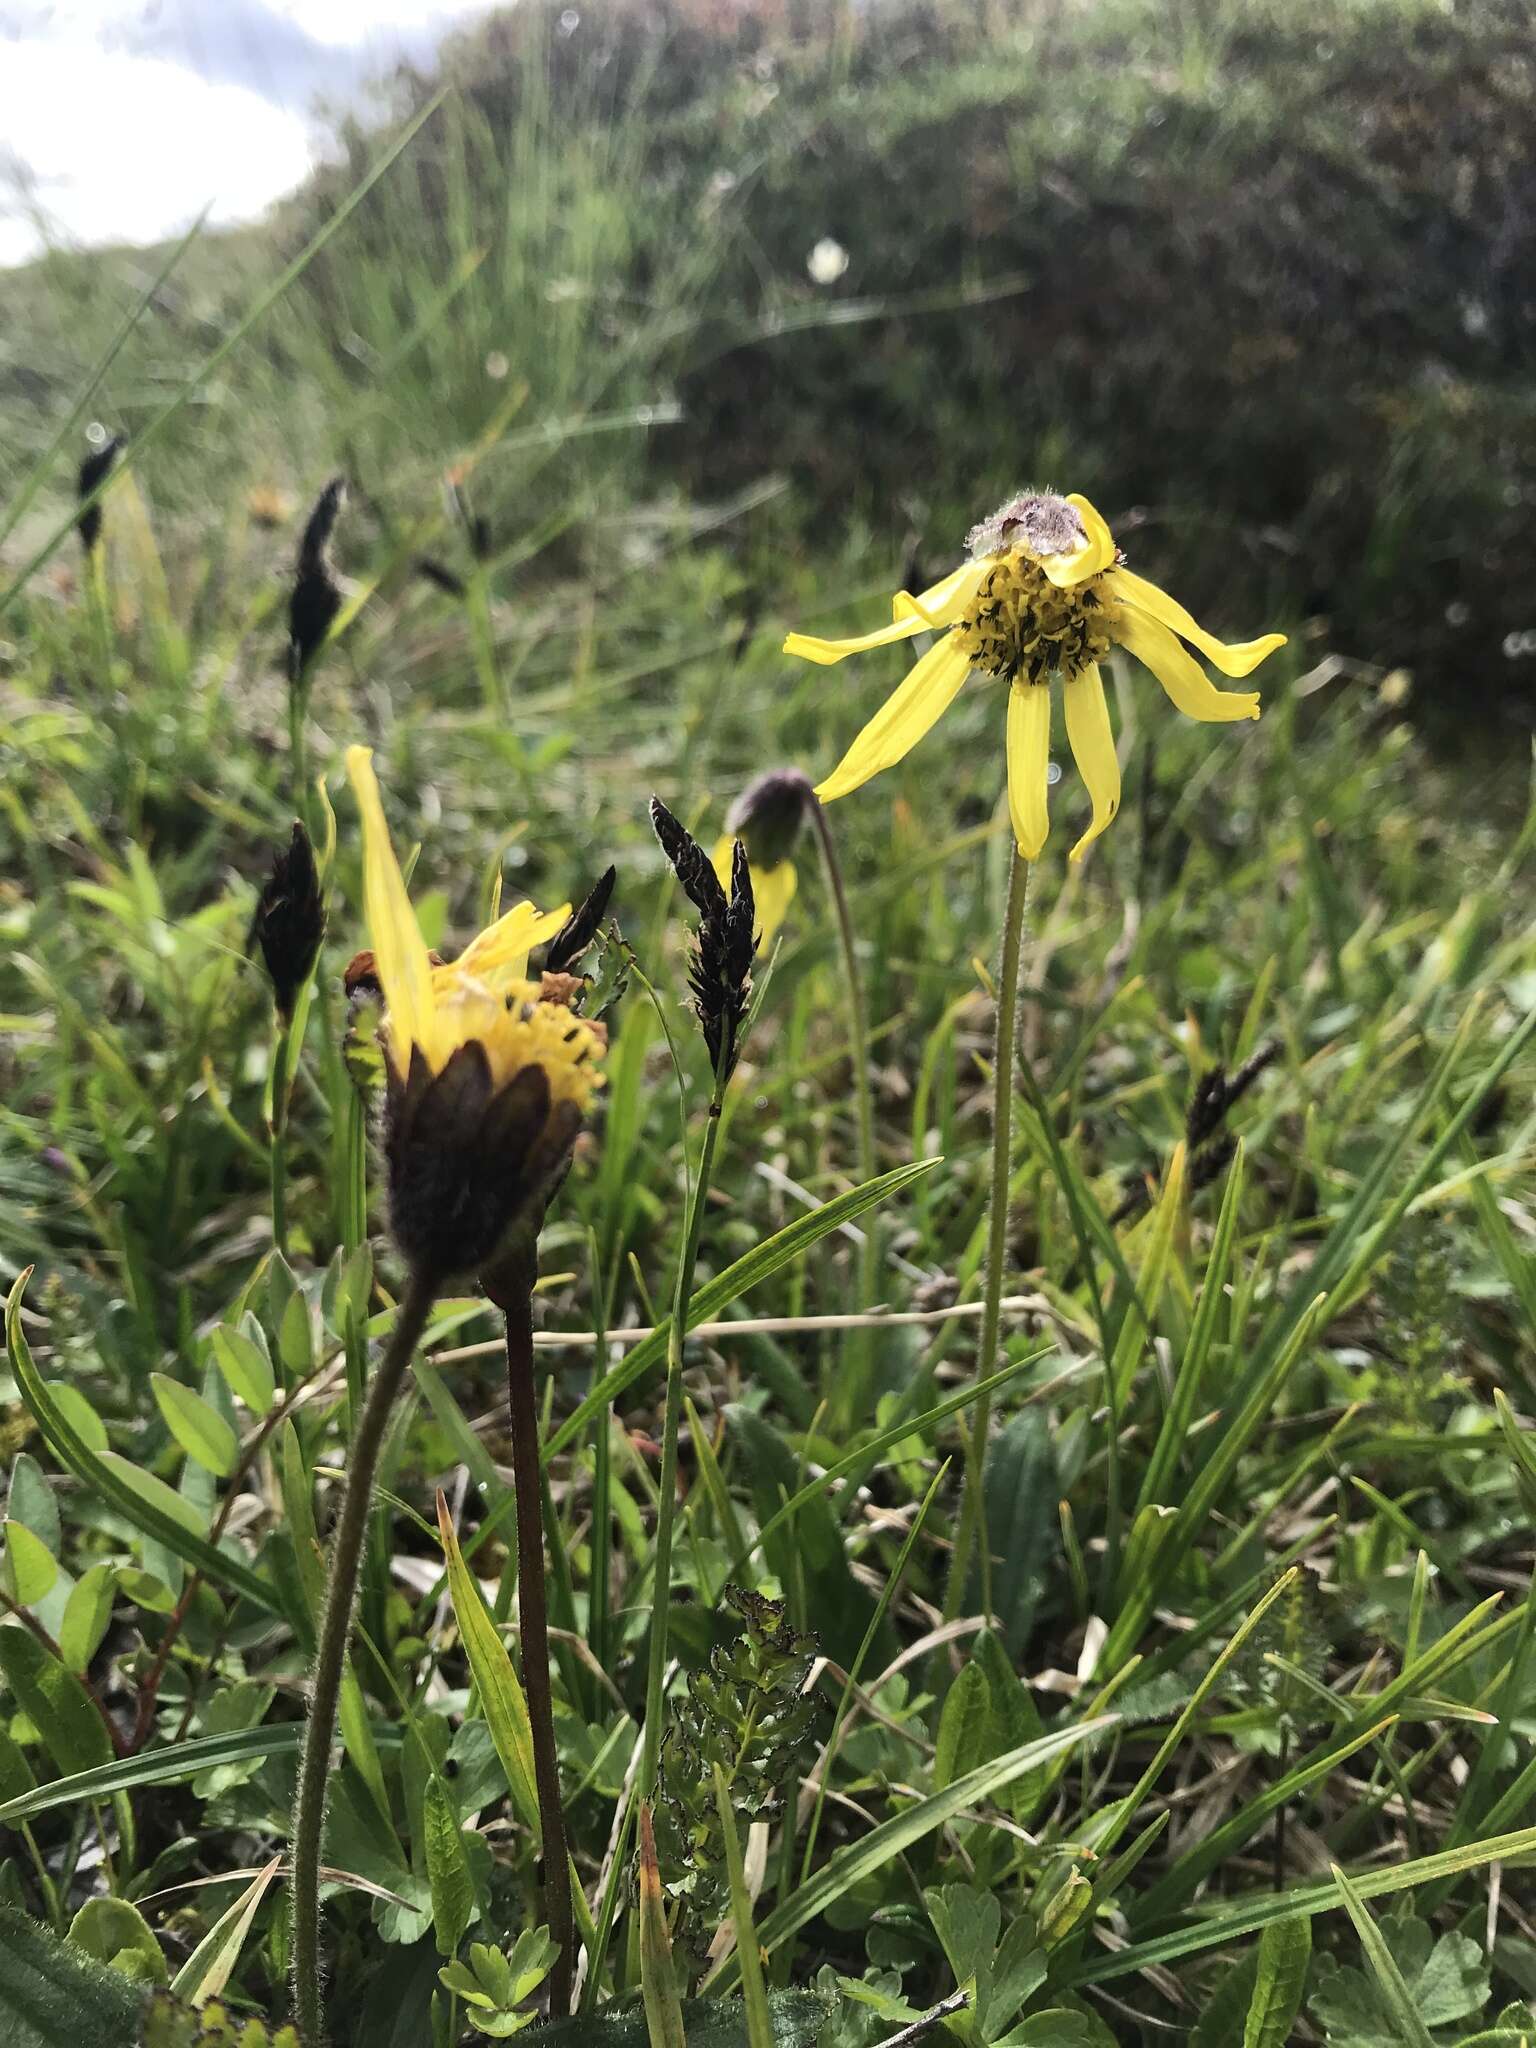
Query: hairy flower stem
290,1272,437,2048
808,799,879,1423
944,846,1031,1627
640,1086,725,1804
495,1245,575,2018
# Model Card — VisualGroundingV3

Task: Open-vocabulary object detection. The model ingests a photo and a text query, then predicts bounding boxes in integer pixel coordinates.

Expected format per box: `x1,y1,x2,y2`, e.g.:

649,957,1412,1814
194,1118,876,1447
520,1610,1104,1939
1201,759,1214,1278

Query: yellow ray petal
457,899,571,989
1062,663,1120,860
710,835,734,893
1105,568,1286,677
346,745,436,1071
784,608,933,666
1037,492,1116,589
1006,682,1051,859
892,558,990,627
751,859,798,944
814,633,972,803
1112,607,1262,723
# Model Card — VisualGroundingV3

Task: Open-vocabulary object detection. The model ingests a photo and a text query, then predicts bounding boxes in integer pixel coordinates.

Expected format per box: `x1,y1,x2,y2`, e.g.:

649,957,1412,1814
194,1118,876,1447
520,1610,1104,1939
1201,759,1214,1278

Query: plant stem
639,1087,725,1803
290,1272,437,2048
270,1018,292,1258
809,799,879,1422
943,845,1031,1626
500,1252,576,2018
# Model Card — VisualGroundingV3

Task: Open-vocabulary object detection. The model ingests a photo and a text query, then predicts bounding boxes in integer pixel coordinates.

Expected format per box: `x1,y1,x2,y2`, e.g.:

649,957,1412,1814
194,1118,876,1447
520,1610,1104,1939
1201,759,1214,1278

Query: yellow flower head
784,490,1286,861
347,745,605,1277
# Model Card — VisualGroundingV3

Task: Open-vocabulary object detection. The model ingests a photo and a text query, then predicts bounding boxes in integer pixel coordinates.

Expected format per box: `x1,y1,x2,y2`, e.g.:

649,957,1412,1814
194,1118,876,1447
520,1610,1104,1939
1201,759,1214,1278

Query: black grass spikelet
251,822,325,1021
544,866,617,977
287,475,347,684
76,433,124,555
650,799,756,1079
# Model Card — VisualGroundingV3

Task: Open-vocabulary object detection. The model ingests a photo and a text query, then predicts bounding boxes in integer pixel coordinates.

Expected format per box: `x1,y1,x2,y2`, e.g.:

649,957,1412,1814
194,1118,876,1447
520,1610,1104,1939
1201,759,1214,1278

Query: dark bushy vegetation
294,0,1536,719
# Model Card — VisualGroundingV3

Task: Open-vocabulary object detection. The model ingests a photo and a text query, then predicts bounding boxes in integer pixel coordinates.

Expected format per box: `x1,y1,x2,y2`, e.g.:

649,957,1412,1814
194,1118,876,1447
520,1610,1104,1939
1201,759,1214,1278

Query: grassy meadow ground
3,2,1536,2044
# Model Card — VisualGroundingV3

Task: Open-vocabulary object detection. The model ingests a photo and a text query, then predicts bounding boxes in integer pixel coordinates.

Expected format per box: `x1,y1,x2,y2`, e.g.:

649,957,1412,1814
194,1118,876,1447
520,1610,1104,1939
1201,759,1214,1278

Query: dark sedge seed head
416,556,467,599
650,797,757,1079
251,821,325,1021
726,768,814,871
384,1044,583,1283
76,434,124,554
288,476,347,684
544,866,618,976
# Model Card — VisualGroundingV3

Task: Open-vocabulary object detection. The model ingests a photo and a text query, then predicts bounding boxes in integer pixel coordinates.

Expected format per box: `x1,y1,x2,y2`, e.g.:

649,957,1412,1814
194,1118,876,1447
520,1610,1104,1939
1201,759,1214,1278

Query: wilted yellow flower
709,768,814,945
348,746,605,1276
785,491,1285,861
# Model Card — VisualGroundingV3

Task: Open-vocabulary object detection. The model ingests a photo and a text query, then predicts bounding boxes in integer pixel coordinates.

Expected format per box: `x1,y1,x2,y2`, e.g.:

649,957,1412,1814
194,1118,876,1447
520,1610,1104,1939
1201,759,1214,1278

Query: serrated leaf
3,1518,58,1606
934,1661,993,1792
210,1322,275,1416
1245,1916,1310,2048
58,1564,117,1672
0,1903,144,2048
151,1375,238,1477
423,1776,477,1957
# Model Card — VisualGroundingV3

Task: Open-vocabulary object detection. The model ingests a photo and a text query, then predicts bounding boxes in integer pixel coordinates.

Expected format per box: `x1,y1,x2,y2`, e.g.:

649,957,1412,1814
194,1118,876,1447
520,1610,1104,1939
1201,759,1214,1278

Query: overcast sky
0,0,503,267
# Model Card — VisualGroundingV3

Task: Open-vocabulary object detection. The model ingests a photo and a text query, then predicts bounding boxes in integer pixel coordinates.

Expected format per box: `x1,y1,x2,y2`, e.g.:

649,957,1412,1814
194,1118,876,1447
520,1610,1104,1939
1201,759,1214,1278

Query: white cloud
0,0,497,267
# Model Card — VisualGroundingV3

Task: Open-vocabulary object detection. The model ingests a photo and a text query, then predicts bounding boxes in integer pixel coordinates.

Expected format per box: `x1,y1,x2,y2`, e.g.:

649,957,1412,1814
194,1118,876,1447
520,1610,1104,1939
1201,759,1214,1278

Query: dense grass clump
2,5,1536,2047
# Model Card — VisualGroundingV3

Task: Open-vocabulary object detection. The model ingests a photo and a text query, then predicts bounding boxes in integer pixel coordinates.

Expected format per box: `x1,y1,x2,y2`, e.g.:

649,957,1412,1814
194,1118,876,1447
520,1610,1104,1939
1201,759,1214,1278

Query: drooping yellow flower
708,768,814,946
784,491,1286,861
347,745,606,1277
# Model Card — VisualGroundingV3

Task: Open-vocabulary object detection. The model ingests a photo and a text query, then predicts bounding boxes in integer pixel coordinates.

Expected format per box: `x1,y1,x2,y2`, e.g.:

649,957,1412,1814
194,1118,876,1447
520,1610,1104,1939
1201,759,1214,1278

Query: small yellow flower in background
348,745,606,1278
784,491,1286,861
710,768,815,945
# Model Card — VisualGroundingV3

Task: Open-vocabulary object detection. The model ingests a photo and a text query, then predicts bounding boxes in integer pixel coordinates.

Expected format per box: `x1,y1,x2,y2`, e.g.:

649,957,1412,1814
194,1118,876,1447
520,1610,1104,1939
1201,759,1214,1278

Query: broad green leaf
210,1321,275,1416
68,1899,167,1986
49,1386,108,1456
7,1453,61,1555
0,1626,113,1775
0,1903,143,2048
436,1494,539,1834
3,1519,58,1606
998,2012,1115,2048
423,1777,477,1957
151,1375,238,1478
6,1275,277,1614
169,1856,282,2007
0,1724,37,1803
58,1564,117,1673
971,1411,1055,1658
934,1661,993,1793
1244,1916,1310,2048
99,1453,208,1538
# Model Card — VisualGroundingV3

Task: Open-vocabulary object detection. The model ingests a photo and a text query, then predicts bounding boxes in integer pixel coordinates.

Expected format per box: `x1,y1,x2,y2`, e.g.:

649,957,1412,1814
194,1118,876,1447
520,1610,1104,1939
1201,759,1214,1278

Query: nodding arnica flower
287,475,347,684
348,746,608,1283
650,797,757,1081
711,768,814,945
76,433,124,555
251,821,325,1022
785,489,1286,861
